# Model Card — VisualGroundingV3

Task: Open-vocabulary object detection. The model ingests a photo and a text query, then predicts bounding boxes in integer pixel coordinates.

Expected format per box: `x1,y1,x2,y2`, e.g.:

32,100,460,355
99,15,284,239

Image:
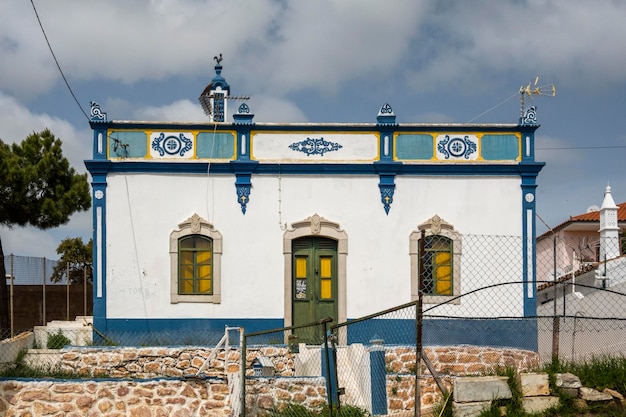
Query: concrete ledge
521,372,549,396
454,376,511,403
522,396,559,413
452,400,491,417
0,331,34,365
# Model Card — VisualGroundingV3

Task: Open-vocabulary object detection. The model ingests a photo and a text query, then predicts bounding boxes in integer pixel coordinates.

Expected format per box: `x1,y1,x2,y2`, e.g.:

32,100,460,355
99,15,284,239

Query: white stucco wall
104,173,523,320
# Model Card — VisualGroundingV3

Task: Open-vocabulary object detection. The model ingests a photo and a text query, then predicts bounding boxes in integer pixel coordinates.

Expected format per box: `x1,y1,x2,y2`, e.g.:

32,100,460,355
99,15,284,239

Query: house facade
85,62,545,345
536,186,626,286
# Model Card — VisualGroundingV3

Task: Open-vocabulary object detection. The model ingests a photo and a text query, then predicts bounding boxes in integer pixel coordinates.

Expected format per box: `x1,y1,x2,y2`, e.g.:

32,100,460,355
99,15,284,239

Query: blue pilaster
370,343,388,415
519,121,542,317
85,160,110,336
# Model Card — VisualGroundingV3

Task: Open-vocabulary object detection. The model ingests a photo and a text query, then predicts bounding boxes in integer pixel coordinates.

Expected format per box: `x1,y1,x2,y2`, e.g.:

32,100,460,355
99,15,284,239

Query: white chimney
599,185,620,260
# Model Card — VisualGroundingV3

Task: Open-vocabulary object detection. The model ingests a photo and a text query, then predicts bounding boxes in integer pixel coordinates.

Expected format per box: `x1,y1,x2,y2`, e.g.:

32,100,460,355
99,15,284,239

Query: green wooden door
292,237,338,344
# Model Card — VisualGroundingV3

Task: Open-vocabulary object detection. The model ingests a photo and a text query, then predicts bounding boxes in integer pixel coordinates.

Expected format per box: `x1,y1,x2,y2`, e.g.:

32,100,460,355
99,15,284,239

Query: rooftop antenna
519,76,556,117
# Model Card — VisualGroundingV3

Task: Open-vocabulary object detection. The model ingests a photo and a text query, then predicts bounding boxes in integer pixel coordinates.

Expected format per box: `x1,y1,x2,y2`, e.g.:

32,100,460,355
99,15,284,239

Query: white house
85,61,545,347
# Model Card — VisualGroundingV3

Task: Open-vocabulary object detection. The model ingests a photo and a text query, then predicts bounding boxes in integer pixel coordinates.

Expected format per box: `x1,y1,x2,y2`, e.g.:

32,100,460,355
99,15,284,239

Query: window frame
410,215,462,305
170,213,222,304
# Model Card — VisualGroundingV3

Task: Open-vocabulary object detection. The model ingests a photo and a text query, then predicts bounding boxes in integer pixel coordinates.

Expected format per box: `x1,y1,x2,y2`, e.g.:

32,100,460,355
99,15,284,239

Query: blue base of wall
344,318,538,351
94,318,284,346
94,317,538,351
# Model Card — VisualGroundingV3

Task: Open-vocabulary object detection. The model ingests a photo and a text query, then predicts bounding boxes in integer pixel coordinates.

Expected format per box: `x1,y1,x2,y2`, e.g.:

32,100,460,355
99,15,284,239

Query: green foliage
47,330,72,349
267,403,370,417
51,237,93,284
432,392,453,417
543,354,626,394
0,348,78,379
0,129,91,229
0,129,92,328
267,403,317,417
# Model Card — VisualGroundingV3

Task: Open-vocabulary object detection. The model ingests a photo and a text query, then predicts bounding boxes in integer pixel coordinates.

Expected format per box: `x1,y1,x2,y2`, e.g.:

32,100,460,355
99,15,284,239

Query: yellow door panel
296,257,307,279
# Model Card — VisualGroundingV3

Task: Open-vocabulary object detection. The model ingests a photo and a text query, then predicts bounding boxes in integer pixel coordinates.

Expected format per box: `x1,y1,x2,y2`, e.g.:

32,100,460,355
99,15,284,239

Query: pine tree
0,129,91,332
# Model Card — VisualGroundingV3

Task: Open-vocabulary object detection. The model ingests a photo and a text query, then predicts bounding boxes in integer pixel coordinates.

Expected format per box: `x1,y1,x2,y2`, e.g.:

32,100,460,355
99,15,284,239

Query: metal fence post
66,262,70,321
551,236,560,362
322,317,334,417
43,257,47,325
9,254,14,338
241,332,247,417
415,229,425,417
84,265,88,316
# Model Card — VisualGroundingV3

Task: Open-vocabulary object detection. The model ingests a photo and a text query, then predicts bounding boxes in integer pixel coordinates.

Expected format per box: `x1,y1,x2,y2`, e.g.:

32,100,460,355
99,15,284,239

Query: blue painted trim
89,170,108,333
84,160,544,177
92,128,108,160
370,346,388,415
91,121,524,134
321,345,339,408
235,125,252,160
345,318,538,351
97,317,538,351
521,169,540,316
520,125,540,162
236,174,251,214
374,162,401,215
99,318,283,346
231,161,258,214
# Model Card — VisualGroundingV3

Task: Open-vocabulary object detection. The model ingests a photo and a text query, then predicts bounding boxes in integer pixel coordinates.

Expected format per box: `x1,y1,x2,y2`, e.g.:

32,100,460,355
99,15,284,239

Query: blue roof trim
85,160,544,176
90,121,528,134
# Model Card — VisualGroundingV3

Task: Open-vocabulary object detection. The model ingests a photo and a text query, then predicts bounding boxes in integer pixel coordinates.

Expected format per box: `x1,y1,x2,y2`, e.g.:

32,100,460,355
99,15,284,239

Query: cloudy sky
1,0,625,259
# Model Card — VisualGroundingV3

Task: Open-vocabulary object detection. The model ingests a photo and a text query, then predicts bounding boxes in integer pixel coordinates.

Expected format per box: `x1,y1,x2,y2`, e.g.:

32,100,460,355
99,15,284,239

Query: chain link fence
1,254,93,340
1,233,625,416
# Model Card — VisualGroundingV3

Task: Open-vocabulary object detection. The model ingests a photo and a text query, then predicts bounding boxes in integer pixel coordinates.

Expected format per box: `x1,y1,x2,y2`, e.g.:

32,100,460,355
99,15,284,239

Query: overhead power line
30,0,89,121
537,145,626,150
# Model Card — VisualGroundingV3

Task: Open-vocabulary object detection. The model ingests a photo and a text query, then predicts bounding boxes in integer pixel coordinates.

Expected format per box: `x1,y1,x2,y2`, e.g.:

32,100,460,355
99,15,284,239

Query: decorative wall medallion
190,213,202,233
151,133,193,157
289,137,343,157
94,190,104,200
310,214,322,234
521,105,537,125
525,193,534,203
437,135,477,160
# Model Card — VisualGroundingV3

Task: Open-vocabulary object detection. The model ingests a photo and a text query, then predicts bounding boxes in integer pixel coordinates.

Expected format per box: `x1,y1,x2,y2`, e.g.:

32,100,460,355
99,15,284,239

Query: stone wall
0,378,230,417
1,344,539,416
385,345,539,413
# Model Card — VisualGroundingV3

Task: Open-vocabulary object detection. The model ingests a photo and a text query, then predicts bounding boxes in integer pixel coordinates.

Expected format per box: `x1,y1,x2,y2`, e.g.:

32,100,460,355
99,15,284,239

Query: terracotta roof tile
539,202,626,239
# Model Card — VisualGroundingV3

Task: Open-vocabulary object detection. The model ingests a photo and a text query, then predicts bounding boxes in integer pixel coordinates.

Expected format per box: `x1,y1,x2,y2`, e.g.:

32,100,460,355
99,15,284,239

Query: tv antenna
519,76,556,117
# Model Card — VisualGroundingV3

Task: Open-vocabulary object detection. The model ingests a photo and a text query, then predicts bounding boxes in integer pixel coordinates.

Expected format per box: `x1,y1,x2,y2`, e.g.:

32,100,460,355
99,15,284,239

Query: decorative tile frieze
150,132,194,158
288,137,343,157
436,134,478,160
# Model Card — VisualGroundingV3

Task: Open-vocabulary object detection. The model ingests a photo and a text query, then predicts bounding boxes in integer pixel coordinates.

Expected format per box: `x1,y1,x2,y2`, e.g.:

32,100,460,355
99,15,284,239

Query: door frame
283,214,347,332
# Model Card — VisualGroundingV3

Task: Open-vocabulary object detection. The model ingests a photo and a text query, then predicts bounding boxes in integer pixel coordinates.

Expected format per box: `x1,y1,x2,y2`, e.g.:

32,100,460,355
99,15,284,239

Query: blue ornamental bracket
231,160,258,214
374,161,402,215
236,175,251,214
379,180,395,215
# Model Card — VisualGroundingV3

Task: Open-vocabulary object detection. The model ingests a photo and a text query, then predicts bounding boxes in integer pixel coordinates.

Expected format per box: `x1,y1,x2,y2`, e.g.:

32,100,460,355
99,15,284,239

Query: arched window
178,235,213,295
170,214,222,303
410,215,461,304
422,235,453,295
